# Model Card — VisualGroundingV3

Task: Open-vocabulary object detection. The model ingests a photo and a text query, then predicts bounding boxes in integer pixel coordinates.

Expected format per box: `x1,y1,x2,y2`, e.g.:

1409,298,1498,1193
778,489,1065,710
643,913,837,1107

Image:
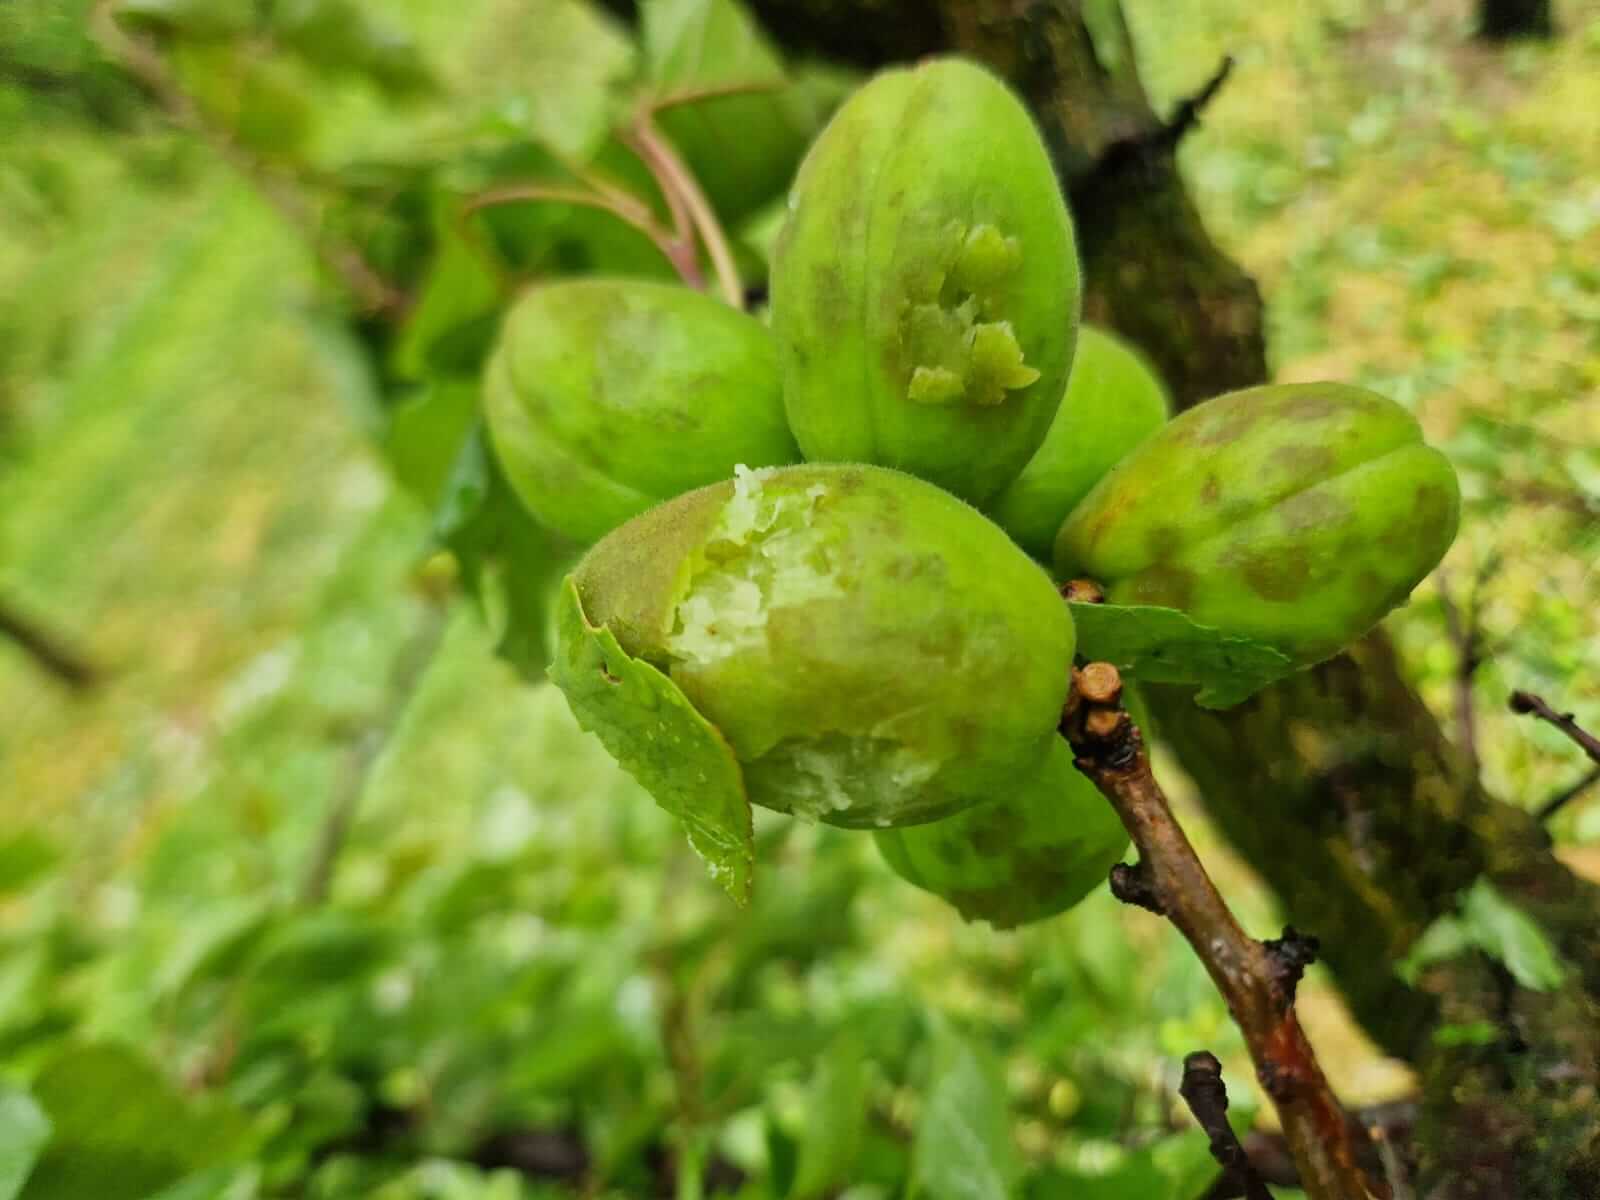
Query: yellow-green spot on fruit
951,223,1023,297
1054,382,1460,667
875,738,1128,928
988,325,1171,560
772,58,1081,504
899,222,1037,409
559,463,1075,833
484,277,799,546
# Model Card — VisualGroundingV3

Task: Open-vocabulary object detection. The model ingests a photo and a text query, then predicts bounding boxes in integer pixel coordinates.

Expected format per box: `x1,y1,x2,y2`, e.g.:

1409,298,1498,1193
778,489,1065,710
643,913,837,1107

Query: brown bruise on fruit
1231,543,1313,603
899,221,1040,407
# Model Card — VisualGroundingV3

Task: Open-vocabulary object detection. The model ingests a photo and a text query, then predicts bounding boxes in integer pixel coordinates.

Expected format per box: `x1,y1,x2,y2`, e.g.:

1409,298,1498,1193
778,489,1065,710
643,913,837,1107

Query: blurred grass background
0,1,1597,1197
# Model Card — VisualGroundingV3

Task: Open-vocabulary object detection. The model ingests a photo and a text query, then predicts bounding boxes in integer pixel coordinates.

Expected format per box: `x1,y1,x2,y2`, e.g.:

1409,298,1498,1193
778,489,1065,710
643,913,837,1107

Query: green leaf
641,0,815,222
1029,1131,1217,1199
912,1029,1019,1200
1460,879,1568,992
21,1044,247,1200
114,0,255,38
0,1086,50,1200
791,1033,869,1197
548,577,754,903
170,42,313,159
642,0,785,87
1068,602,1298,709
519,1,635,161
1400,879,1567,992
442,439,575,680
382,379,481,511
0,832,59,897
1432,1021,1501,1048
268,0,433,93
1397,914,1473,986
389,199,504,383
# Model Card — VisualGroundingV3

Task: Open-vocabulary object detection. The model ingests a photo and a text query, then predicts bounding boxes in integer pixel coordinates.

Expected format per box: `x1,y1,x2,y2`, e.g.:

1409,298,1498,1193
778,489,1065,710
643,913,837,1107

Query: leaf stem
623,118,744,309
465,184,707,291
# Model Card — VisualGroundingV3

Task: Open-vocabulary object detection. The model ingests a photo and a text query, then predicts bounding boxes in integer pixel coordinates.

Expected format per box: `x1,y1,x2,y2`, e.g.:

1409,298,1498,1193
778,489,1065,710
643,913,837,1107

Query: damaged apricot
770,58,1081,505
560,463,1075,828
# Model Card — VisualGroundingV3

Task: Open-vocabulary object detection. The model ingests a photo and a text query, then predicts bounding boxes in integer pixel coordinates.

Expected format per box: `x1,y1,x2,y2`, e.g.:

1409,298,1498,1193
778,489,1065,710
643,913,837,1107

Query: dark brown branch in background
1478,0,1554,40
1539,767,1600,824
1437,556,1499,780
1180,1051,1274,1200
1062,662,1382,1200
1510,691,1600,771
1092,55,1234,173
0,596,101,691
1206,1101,1418,1200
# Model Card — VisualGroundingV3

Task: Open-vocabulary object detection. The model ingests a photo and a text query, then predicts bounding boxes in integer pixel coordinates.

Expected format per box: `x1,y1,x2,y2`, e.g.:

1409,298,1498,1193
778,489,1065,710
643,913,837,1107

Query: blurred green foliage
0,0,1595,1197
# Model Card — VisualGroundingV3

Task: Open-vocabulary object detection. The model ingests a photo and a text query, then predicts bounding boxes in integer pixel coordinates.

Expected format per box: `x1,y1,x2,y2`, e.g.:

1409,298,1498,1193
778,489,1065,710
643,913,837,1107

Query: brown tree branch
1180,1051,1275,1200
1062,662,1383,1200
1510,691,1600,771
1437,556,1499,781
1539,767,1600,824
1206,1101,1419,1199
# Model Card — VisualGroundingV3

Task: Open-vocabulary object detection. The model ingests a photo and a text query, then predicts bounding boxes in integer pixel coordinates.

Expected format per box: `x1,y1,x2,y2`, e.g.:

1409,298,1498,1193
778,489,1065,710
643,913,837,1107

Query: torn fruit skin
770,57,1081,506
562,463,1076,829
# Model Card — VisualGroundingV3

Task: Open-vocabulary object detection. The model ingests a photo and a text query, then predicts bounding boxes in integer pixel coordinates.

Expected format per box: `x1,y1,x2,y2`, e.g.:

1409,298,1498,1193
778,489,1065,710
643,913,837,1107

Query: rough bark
1478,0,1555,39
682,1,1600,1193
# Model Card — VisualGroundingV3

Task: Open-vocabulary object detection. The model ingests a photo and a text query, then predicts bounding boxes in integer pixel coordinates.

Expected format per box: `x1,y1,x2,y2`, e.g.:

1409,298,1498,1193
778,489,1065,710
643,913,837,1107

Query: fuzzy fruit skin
484,278,799,545
987,326,1170,560
1054,382,1461,665
570,464,1075,829
770,58,1081,506
874,738,1127,928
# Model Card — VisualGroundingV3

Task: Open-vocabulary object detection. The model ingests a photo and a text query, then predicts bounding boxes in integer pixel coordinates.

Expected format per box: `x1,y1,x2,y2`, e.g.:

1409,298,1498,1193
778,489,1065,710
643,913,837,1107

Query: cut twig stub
1263,926,1321,1006
1180,1050,1274,1200
1109,860,1164,914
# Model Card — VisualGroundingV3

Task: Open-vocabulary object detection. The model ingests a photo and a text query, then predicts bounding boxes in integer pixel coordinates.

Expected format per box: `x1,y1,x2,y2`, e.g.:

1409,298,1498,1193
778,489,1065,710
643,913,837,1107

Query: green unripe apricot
875,738,1128,928
770,58,1081,505
988,326,1171,560
1054,383,1461,665
567,464,1075,828
484,278,799,545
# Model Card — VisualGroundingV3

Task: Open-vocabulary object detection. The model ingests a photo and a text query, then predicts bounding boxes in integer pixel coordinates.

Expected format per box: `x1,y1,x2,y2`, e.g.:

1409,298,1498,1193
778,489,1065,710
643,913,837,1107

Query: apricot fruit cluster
482,58,1458,923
